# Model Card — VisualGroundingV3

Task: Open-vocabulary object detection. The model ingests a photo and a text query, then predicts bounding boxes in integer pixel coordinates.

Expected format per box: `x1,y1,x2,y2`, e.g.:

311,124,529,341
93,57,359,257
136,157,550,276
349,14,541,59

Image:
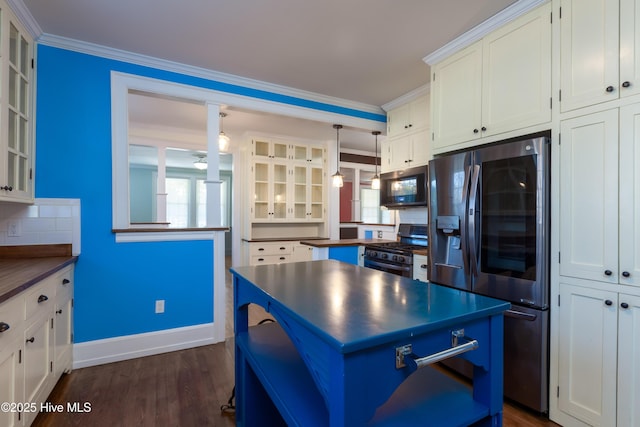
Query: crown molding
5,0,42,38
422,0,548,65
381,84,430,112
36,33,386,118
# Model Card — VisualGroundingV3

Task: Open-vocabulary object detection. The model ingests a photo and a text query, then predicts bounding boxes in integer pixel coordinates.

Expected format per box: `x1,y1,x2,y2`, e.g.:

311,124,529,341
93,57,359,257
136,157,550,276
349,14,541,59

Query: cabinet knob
420,264,428,269
26,337,35,344
481,126,487,132
0,322,9,333
604,269,613,276
38,294,49,303
56,309,63,314
473,129,479,134
622,271,631,278
605,299,613,306
622,81,631,88
62,278,70,285
621,302,630,309
606,85,615,92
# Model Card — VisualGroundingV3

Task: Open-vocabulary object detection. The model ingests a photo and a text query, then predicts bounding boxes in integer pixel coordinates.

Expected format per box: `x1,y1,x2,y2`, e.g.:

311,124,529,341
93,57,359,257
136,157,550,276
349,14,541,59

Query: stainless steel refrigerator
428,133,550,413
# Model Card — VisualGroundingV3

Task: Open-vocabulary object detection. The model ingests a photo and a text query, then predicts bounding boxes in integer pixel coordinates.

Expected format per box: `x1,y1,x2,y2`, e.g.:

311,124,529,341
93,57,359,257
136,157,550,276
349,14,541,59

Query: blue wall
34,45,384,343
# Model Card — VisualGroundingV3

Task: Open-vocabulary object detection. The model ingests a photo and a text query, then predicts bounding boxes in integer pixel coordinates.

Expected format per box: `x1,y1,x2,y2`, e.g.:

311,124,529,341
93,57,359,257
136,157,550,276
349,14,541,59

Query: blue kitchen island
231,260,510,426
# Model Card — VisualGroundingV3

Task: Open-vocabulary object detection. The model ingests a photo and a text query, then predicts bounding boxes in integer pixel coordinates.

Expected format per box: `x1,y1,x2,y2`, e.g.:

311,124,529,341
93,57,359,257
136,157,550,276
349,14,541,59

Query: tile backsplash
0,198,81,255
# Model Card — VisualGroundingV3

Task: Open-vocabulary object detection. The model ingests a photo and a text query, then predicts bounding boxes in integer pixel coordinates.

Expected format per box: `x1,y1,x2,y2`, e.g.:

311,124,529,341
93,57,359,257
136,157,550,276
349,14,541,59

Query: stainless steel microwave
380,165,428,208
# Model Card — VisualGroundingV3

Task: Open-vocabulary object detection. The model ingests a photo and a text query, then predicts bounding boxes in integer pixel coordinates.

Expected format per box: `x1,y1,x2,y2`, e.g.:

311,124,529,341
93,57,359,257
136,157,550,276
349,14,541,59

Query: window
166,177,190,228
361,188,391,224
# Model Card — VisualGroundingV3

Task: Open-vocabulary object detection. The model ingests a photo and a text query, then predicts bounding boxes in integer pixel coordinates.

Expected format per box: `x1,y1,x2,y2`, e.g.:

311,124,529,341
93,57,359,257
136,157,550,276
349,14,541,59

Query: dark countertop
0,244,77,305
299,238,395,248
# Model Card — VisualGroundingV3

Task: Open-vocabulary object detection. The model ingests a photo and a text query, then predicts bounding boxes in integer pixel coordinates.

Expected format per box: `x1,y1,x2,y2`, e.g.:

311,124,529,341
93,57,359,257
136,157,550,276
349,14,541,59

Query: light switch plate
7,220,21,237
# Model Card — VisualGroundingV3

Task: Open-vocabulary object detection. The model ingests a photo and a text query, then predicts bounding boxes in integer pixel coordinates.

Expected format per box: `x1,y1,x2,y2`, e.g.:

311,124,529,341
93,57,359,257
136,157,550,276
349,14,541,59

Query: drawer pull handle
62,278,70,285
420,264,427,269
258,248,265,251
38,294,49,303
0,322,9,333
279,247,286,250
26,337,35,344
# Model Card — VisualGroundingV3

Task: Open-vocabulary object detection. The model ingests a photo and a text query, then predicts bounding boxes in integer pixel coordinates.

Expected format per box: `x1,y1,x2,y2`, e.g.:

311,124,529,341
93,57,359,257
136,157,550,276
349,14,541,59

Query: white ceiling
23,0,517,151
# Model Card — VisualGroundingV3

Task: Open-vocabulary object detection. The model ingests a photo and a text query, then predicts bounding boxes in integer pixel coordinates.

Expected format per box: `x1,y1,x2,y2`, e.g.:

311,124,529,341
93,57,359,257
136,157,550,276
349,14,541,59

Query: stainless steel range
363,224,428,277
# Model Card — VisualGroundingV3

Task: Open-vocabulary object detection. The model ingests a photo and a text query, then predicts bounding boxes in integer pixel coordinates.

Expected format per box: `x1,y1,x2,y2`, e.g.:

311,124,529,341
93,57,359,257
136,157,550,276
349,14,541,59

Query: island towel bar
396,329,479,371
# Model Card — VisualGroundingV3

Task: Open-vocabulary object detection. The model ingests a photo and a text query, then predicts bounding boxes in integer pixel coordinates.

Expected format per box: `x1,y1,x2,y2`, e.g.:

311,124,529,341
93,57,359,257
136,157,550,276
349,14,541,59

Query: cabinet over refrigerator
428,132,551,413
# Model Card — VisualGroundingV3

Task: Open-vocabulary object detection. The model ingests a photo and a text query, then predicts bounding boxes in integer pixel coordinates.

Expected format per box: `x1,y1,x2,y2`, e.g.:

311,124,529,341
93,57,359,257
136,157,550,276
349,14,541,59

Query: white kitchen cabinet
431,3,551,153
559,0,640,112
291,243,314,262
53,269,74,379
381,129,430,173
250,138,325,222
0,1,34,203
554,105,640,426
249,241,293,265
0,297,23,427
0,263,74,425
557,284,640,427
559,106,639,286
413,253,428,283
386,96,429,139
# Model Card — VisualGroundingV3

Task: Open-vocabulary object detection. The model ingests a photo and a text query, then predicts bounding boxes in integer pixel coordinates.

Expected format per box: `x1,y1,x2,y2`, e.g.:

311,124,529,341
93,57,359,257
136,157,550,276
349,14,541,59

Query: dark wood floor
33,259,559,426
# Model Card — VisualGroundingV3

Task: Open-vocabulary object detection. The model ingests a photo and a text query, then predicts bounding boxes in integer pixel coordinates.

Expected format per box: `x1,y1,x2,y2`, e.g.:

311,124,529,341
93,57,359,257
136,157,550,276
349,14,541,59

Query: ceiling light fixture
218,112,230,152
193,153,208,170
371,130,381,190
332,124,344,188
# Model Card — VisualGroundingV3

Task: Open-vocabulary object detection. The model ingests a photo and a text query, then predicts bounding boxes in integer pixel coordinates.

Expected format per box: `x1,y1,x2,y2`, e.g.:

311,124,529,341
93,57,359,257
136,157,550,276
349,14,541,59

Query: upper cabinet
559,0,640,112
382,94,430,173
430,3,551,153
386,96,429,139
250,138,326,223
0,2,34,203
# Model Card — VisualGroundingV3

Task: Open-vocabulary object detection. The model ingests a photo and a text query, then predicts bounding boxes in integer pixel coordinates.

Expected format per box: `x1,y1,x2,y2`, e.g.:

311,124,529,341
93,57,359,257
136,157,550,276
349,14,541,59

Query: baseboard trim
72,323,222,369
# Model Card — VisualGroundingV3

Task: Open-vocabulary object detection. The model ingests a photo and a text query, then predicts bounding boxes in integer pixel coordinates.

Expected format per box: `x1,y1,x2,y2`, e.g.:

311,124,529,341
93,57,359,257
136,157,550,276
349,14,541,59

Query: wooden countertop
299,238,396,248
0,244,77,305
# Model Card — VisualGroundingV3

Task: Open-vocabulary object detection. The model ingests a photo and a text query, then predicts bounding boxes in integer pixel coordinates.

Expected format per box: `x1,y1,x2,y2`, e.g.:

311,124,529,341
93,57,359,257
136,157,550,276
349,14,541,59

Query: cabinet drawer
25,277,55,321
251,255,290,265
0,297,24,344
250,242,293,256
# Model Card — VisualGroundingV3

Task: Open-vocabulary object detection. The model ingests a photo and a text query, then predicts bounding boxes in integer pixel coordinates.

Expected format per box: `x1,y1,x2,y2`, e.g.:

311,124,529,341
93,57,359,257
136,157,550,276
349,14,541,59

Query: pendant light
218,112,230,152
371,131,381,190
332,124,344,187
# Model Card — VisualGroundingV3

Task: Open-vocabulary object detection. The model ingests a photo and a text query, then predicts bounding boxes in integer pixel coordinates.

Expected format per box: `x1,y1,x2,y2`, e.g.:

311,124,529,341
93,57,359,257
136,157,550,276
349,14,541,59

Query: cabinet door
23,315,53,427
252,161,270,220
617,293,640,427
559,110,619,283
387,103,411,138
309,165,324,220
54,293,73,378
482,3,551,136
558,284,618,426
408,129,430,167
620,0,640,99
560,0,620,112
619,103,640,287
0,340,21,427
292,164,308,220
431,41,483,150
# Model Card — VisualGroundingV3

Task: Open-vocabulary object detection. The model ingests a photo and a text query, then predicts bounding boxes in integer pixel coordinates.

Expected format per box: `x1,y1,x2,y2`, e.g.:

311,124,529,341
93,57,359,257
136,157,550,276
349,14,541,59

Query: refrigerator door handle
461,165,472,276
504,309,538,321
468,164,480,277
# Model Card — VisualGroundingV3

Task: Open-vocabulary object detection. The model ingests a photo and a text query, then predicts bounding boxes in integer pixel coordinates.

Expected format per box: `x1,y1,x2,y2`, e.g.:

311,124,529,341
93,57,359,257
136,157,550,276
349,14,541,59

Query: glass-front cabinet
251,138,325,222
0,3,34,202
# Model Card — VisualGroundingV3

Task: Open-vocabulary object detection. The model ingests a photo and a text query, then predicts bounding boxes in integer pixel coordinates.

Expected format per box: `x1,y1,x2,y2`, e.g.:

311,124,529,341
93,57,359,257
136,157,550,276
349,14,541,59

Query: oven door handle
365,259,412,273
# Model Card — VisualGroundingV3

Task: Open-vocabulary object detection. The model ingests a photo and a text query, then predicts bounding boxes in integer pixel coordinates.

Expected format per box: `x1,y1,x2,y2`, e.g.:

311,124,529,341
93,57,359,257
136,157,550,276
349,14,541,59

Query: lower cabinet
0,264,74,426
413,254,429,282
556,283,640,427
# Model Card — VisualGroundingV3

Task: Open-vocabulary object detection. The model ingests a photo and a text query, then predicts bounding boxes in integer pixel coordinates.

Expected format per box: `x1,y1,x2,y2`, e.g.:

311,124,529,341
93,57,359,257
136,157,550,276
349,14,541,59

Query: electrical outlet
7,220,21,237
155,300,165,314
377,230,383,239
